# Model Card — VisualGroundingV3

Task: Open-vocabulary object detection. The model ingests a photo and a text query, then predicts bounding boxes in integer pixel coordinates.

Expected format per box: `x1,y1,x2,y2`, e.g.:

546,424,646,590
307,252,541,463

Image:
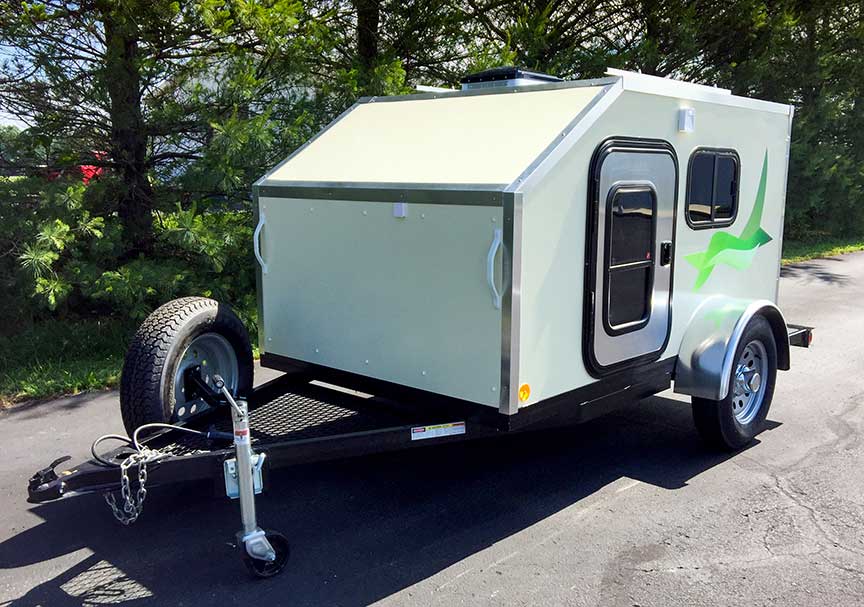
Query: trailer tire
119,297,253,437
692,315,777,451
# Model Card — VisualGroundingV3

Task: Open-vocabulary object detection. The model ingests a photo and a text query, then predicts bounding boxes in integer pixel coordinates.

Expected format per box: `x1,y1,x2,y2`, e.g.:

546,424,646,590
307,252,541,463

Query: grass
782,235,864,264
0,319,129,408
0,314,258,408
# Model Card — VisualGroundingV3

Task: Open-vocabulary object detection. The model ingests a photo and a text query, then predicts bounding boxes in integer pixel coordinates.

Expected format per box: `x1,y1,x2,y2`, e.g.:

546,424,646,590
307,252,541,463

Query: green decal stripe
685,150,773,290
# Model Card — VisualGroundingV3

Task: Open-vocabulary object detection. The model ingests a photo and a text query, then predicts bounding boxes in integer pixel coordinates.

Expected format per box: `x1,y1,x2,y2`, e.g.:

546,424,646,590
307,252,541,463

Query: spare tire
119,297,254,437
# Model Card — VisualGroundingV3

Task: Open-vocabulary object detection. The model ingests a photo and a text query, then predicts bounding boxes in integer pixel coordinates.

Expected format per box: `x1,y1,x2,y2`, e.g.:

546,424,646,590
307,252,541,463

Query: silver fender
674,297,790,401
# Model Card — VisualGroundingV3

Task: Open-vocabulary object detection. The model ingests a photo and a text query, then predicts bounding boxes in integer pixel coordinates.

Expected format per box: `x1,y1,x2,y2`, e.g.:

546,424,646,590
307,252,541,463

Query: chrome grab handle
486,228,503,310
253,212,268,274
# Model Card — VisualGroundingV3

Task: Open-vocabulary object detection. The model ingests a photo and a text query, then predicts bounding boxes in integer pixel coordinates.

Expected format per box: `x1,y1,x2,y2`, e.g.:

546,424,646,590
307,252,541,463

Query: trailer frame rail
27,373,499,504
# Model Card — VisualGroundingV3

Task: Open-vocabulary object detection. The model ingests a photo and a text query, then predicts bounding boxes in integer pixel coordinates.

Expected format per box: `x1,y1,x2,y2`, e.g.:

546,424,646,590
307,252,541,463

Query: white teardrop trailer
28,68,812,577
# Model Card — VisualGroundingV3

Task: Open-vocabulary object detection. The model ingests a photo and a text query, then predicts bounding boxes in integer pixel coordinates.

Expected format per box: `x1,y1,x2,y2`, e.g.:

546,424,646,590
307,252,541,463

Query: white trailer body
253,69,795,417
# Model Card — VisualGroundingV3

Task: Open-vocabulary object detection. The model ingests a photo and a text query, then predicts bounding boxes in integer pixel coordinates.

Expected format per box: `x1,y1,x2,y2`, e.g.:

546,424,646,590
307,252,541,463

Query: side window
686,149,739,227
605,185,656,333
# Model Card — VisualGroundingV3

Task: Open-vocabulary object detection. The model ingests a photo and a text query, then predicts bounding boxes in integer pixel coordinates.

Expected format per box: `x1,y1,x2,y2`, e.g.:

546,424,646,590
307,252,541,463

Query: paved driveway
1,253,863,606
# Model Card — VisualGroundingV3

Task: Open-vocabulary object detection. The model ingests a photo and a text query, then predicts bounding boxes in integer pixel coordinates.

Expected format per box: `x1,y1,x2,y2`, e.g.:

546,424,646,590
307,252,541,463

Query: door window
605,185,656,333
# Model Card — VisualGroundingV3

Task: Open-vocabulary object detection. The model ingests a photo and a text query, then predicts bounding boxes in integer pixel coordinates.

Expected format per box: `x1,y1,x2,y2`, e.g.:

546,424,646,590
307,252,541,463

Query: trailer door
257,196,505,407
584,139,677,376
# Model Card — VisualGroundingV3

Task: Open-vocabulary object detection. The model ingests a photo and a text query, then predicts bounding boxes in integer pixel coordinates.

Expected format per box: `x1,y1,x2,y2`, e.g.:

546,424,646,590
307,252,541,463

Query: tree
0,0,315,255
462,0,631,78
309,0,472,98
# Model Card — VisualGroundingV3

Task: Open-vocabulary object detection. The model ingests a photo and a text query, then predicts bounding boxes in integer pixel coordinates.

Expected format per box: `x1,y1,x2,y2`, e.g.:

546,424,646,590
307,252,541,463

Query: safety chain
104,447,165,525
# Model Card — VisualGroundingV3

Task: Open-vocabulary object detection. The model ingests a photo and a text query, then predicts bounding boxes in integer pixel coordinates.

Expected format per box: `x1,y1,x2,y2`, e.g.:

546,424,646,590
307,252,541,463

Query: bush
2,176,258,338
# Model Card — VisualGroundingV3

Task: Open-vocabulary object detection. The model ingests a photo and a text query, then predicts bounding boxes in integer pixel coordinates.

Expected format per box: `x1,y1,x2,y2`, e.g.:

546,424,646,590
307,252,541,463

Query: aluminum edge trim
357,77,619,104
252,191,266,354
255,183,507,206
260,180,507,191
508,79,625,194
499,192,523,415
774,107,795,303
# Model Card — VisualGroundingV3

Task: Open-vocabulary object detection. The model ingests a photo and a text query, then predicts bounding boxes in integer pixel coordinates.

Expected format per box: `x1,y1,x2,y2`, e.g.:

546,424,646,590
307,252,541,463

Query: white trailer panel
266,86,605,185
258,197,505,406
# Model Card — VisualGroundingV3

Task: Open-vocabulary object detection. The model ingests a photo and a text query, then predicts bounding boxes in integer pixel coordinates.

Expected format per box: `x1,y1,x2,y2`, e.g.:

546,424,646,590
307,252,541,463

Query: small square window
686,150,739,227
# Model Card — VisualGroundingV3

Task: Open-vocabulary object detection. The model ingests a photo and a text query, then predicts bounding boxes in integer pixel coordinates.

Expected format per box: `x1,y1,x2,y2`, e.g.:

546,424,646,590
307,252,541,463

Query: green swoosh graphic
685,150,773,290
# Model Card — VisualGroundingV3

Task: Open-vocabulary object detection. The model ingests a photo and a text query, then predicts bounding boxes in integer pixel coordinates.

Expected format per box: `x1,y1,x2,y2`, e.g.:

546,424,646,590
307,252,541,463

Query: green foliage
0,127,258,338
1,0,863,403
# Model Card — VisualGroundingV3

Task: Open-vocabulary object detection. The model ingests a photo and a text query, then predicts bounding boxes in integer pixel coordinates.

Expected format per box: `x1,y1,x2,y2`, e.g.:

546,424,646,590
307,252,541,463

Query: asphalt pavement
1,252,863,606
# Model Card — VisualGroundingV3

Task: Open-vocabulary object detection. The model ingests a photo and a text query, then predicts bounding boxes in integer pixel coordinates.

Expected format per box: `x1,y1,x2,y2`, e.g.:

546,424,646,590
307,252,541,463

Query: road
1,253,863,606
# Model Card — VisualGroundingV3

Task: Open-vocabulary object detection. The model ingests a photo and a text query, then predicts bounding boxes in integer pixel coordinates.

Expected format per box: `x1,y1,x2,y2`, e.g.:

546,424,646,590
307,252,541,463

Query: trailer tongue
27,370,499,576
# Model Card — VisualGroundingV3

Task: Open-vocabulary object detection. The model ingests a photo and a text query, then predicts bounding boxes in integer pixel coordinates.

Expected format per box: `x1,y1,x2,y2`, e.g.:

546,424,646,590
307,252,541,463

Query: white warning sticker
410,421,466,441
234,428,251,445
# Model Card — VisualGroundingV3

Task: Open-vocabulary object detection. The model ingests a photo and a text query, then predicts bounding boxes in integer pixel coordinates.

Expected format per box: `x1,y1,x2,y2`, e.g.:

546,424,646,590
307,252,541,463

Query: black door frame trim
583,136,679,378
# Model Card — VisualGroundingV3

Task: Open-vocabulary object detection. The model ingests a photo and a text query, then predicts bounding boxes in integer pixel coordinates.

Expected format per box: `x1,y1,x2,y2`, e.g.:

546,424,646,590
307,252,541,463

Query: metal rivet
315,348,319,353
362,210,368,216
421,370,427,376
491,217,496,223
421,213,426,219
364,359,369,364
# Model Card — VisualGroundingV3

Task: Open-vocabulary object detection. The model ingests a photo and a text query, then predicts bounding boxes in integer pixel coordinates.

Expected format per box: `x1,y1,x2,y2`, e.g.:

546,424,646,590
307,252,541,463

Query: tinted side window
686,150,739,227
713,155,737,220
610,188,654,265
687,153,714,223
605,186,656,332
608,266,651,328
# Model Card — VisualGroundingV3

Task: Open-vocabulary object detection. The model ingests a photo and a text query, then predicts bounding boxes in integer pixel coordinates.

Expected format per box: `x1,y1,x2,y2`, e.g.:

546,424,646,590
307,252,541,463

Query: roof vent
460,66,562,91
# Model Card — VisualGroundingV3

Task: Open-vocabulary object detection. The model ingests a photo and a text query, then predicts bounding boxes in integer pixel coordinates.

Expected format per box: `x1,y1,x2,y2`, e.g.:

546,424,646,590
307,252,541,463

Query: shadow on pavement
1,391,113,420
0,395,777,607
780,259,850,285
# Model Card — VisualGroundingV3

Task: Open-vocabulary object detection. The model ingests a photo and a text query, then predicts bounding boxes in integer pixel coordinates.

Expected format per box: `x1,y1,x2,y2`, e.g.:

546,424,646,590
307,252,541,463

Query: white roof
262,85,605,186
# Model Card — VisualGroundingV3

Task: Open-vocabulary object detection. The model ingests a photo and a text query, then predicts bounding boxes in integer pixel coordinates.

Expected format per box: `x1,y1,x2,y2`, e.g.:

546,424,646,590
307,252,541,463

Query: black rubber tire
119,297,253,437
243,530,290,579
692,315,778,451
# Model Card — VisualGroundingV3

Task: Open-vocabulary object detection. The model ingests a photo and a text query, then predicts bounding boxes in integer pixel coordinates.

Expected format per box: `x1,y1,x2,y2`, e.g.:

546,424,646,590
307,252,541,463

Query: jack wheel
243,530,290,579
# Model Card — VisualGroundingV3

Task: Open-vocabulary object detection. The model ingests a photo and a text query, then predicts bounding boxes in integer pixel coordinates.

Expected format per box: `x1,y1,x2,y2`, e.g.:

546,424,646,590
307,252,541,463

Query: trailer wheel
692,315,777,451
243,530,290,578
119,297,253,437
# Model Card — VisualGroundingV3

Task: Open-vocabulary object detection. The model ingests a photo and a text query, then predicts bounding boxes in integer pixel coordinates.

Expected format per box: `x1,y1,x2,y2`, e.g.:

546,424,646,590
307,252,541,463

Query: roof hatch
460,66,562,91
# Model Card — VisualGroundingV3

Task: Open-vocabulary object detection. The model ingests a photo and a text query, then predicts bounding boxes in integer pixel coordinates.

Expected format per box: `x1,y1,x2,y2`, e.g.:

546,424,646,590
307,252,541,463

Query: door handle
486,228,503,309
660,240,673,267
253,212,268,274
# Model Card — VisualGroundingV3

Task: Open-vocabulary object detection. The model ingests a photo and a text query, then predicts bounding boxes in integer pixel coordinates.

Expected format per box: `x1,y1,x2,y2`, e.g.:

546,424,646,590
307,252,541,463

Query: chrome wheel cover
732,340,768,425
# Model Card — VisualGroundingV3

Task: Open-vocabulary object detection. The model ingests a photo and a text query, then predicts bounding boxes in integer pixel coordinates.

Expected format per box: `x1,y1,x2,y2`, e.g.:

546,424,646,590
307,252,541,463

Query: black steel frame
28,358,677,505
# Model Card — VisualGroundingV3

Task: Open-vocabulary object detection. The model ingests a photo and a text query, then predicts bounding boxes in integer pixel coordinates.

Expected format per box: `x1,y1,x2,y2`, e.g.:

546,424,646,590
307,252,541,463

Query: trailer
27,68,813,577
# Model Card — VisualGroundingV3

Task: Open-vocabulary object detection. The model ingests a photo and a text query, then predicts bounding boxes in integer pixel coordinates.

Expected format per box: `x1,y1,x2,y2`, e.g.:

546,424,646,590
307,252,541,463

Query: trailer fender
674,297,790,401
